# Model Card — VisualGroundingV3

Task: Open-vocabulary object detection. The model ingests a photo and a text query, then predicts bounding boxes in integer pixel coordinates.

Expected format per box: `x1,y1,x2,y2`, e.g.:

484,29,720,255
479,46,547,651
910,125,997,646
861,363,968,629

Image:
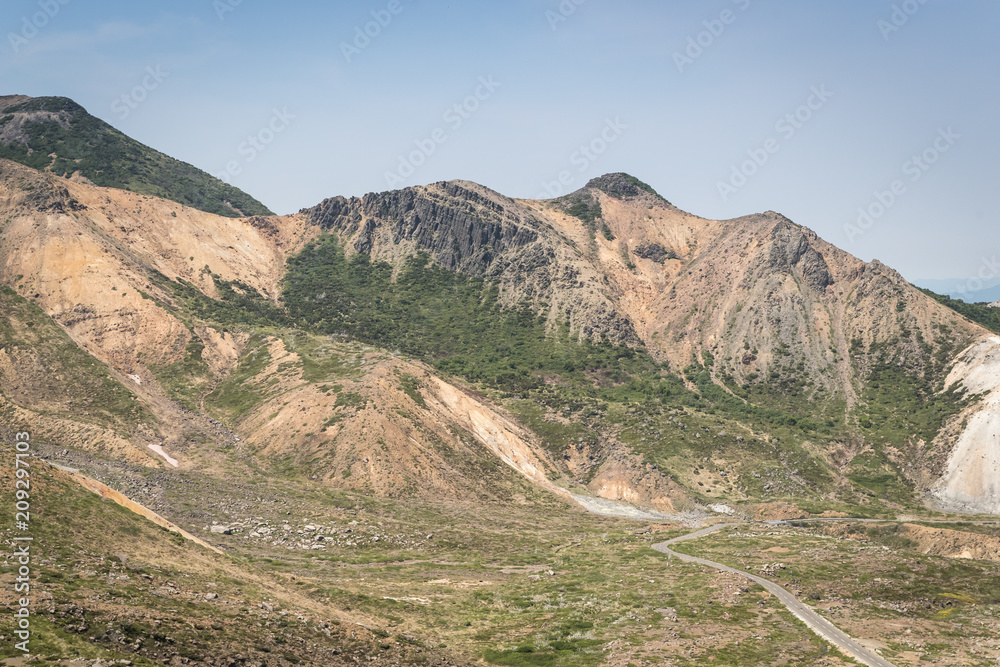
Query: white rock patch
148,443,179,468
933,337,1000,513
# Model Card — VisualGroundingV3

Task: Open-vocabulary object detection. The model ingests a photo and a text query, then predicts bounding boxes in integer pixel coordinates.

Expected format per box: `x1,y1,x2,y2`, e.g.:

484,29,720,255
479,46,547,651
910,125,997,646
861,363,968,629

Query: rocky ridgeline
303,178,649,346
305,180,543,276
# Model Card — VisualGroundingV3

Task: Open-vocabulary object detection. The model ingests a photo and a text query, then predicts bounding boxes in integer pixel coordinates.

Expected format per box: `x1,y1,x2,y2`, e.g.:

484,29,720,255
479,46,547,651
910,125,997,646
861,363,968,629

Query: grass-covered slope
282,234,665,393
0,96,272,217
0,452,459,665
0,285,148,431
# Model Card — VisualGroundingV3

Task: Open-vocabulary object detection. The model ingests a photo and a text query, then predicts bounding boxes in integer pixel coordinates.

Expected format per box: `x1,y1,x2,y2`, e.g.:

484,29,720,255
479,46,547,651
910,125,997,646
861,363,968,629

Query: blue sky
3,0,998,290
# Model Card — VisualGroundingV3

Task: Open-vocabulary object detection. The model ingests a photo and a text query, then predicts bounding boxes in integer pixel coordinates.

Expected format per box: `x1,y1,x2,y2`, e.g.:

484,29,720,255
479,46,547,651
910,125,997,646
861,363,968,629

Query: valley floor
6,445,1000,666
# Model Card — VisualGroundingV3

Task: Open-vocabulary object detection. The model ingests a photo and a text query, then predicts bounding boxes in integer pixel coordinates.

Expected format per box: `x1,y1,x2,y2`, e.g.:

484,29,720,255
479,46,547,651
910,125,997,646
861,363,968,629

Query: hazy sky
3,0,998,288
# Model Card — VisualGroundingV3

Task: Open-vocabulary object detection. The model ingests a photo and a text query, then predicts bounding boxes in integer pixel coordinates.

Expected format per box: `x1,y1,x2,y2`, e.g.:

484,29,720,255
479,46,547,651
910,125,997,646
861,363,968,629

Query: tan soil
900,523,1000,562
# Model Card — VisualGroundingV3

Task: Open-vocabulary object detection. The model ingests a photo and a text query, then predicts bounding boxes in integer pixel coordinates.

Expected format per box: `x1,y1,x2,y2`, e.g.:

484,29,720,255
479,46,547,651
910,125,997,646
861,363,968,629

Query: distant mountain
911,277,1000,304
0,95,272,217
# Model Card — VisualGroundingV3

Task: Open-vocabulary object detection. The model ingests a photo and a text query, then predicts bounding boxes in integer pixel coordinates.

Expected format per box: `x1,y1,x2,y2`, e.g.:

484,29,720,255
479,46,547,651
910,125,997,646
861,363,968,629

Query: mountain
302,172,975,404
5,150,999,516
7,96,1000,664
912,277,1000,303
295,172,998,512
0,95,272,217
7,116,1000,660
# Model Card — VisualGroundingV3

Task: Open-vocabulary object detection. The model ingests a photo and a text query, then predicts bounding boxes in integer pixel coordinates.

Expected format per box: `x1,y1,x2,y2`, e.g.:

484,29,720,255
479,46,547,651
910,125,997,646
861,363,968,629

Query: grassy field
10,422,1000,665
4,439,907,666
157,476,864,666
0,451,465,665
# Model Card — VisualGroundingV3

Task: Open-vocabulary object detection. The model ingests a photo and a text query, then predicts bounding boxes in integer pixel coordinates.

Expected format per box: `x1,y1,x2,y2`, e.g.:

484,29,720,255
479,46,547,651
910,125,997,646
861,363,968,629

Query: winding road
652,524,896,667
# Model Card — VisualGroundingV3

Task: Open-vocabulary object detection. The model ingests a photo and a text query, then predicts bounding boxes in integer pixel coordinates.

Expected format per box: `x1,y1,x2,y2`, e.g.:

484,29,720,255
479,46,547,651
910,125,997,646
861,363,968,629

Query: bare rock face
308,181,542,276
0,160,304,377
931,337,1000,514
765,218,833,291
633,243,676,264
305,179,645,346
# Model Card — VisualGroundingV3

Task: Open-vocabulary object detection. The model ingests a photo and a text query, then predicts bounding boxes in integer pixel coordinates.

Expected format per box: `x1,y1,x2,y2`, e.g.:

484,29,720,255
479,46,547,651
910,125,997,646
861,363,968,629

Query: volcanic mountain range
0,95,997,520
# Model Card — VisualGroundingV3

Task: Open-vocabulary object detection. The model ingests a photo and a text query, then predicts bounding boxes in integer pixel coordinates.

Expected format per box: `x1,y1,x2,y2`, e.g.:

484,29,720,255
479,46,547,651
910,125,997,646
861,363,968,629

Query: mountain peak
0,93,273,218
0,94,32,111
1,95,81,114
584,172,666,202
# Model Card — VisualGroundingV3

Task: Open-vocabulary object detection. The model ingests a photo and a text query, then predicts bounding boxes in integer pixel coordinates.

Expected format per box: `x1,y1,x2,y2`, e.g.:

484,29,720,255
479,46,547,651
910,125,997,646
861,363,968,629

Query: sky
3,0,998,293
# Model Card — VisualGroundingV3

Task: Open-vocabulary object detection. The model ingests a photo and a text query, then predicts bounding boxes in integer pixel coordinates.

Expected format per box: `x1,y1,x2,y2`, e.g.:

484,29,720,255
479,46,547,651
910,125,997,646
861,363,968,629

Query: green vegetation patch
919,287,1000,334
156,272,288,328
585,173,667,202
204,333,272,422
151,335,213,411
564,200,602,228
0,96,272,217
855,335,968,446
397,372,426,408
282,234,667,395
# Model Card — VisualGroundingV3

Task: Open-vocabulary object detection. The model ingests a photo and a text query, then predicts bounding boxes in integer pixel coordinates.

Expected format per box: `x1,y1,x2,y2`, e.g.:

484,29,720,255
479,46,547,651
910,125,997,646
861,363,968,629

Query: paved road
776,517,1000,525
652,524,896,667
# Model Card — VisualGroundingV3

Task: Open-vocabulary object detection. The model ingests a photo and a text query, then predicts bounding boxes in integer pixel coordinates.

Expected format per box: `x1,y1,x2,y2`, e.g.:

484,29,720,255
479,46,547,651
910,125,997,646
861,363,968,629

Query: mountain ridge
0,94,273,217
0,95,997,520
7,147,1000,663
5,90,1000,665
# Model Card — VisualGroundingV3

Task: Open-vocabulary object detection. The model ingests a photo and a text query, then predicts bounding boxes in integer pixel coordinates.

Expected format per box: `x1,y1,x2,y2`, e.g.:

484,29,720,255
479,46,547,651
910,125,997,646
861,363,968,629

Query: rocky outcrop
633,243,676,264
585,172,669,202
307,181,542,275
765,218,833,291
